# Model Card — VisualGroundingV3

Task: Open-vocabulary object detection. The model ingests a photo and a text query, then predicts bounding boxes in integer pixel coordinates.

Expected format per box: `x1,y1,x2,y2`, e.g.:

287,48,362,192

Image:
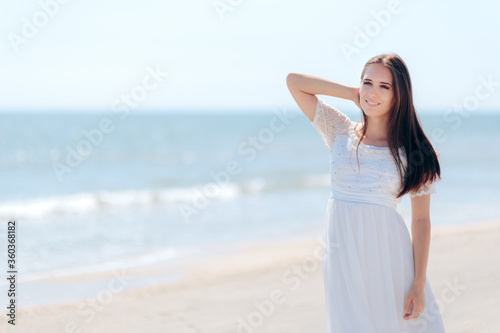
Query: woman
286,53,446,332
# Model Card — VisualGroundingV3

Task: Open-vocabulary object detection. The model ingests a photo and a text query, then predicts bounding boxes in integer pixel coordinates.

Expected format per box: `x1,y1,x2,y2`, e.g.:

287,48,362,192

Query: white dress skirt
310,98,446,333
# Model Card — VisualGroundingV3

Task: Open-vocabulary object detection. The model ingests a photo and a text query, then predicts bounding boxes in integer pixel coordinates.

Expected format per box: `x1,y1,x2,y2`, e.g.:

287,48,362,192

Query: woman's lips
365,100,380,106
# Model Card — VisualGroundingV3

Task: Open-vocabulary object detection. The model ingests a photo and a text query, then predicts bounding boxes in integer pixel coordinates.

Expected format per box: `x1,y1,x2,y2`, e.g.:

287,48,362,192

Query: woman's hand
352,87,362,110
403,282,426,320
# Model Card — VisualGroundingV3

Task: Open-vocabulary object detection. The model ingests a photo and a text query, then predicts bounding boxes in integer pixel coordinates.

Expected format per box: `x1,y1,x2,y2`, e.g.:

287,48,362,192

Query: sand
5,219,500,333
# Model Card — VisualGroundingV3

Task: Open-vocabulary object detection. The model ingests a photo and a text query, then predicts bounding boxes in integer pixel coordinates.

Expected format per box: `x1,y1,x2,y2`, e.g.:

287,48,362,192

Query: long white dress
310,98,446,333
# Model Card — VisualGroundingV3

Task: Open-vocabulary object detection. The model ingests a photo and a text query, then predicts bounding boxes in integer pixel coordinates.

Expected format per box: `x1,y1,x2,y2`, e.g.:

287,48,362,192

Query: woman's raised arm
286,73,360,121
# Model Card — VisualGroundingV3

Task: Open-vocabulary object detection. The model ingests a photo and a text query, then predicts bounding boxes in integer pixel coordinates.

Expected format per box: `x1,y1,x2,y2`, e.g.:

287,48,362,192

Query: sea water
0,108,498,288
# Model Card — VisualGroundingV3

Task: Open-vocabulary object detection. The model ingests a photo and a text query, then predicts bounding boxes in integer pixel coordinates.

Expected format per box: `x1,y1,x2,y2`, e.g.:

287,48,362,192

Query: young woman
286,53,446,332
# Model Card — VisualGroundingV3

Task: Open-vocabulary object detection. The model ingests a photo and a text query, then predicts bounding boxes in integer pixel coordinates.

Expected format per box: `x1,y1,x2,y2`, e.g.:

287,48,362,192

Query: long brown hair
354,53,441,198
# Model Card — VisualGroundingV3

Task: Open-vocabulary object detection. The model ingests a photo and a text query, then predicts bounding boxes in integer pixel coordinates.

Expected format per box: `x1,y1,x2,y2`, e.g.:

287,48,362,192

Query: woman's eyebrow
364,78,392,86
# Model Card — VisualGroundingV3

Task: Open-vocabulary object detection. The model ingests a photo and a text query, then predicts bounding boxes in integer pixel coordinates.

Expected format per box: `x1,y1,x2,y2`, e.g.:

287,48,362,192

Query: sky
1,0,499,113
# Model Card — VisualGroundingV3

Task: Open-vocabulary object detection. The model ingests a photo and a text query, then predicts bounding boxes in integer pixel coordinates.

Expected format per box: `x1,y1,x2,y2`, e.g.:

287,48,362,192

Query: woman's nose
368,87,377,97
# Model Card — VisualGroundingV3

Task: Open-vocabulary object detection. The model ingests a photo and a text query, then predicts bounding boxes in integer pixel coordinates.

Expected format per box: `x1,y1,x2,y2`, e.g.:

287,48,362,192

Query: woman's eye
363,82,389,89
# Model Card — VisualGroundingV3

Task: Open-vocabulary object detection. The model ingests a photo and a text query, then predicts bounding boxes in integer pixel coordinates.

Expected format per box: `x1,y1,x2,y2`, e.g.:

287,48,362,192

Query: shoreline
7,217,500,332
13,217,500,308
15,223,324,308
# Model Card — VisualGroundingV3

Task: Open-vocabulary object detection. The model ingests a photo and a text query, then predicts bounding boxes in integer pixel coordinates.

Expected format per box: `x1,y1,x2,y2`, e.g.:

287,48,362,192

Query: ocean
0,107,499,293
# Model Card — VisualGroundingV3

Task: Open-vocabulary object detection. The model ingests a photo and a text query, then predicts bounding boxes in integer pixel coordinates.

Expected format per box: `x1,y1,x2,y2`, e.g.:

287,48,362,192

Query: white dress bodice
310,98,436,210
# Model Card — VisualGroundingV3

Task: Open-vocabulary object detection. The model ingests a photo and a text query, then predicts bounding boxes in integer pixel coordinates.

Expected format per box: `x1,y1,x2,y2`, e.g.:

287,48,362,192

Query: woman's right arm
286,73,360,121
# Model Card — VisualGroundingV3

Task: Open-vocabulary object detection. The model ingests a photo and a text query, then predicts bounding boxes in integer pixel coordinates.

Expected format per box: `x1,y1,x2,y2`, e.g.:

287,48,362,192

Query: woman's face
359,63,395,120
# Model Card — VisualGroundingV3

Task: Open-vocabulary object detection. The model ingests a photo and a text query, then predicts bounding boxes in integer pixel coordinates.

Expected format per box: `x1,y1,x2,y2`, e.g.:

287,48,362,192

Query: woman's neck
355,118,390,146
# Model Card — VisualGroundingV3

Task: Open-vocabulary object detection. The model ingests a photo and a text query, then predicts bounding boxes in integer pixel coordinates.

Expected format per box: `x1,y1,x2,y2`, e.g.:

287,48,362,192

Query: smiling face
359,63,395,120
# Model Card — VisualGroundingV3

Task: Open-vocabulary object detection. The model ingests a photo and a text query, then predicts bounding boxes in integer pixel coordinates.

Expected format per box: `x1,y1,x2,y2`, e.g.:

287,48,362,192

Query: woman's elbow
286,73,302,90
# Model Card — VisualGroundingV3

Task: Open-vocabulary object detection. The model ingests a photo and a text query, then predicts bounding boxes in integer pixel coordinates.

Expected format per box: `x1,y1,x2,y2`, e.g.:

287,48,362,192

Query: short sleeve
309,98,352,150
409,179,437,198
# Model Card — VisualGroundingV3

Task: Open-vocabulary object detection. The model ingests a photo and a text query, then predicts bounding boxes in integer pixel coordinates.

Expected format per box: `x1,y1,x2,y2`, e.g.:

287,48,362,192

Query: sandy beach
6,219,500,333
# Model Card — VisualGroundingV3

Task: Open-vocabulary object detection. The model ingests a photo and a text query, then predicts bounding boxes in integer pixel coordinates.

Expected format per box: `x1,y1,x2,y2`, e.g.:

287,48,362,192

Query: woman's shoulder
314,98,353,134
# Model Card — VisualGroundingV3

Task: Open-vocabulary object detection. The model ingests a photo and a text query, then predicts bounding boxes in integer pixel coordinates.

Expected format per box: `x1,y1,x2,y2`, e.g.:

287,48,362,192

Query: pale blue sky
1,0,499,112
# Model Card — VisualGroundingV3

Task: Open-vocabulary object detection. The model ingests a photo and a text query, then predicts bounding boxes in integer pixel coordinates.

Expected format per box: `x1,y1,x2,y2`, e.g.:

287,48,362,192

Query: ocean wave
0,185,238,220
0,174,329,220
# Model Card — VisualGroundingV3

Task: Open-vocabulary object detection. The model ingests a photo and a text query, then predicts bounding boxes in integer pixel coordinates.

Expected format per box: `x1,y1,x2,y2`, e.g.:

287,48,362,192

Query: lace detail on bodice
408,179,436,198
310,98,352,150
309,98,438,206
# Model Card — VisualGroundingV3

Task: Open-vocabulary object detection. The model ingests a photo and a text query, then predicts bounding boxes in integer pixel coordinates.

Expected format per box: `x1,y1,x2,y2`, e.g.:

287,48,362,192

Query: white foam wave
0,174,329,220
0,184,240,220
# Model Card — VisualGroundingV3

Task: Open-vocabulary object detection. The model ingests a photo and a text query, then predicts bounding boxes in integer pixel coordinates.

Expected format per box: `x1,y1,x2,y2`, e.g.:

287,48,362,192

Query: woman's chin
362,109,390,119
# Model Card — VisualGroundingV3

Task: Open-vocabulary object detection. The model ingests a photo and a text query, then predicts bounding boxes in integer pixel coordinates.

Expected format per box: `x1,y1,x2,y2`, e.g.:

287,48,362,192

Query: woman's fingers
403,299,425,320
404,304,424,320
403,293,426,320
403,293,412,317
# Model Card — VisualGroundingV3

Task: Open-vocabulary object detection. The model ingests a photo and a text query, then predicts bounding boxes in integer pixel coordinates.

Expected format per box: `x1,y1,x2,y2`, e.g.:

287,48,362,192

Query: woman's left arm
403,194,432,320
410,194,432,286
